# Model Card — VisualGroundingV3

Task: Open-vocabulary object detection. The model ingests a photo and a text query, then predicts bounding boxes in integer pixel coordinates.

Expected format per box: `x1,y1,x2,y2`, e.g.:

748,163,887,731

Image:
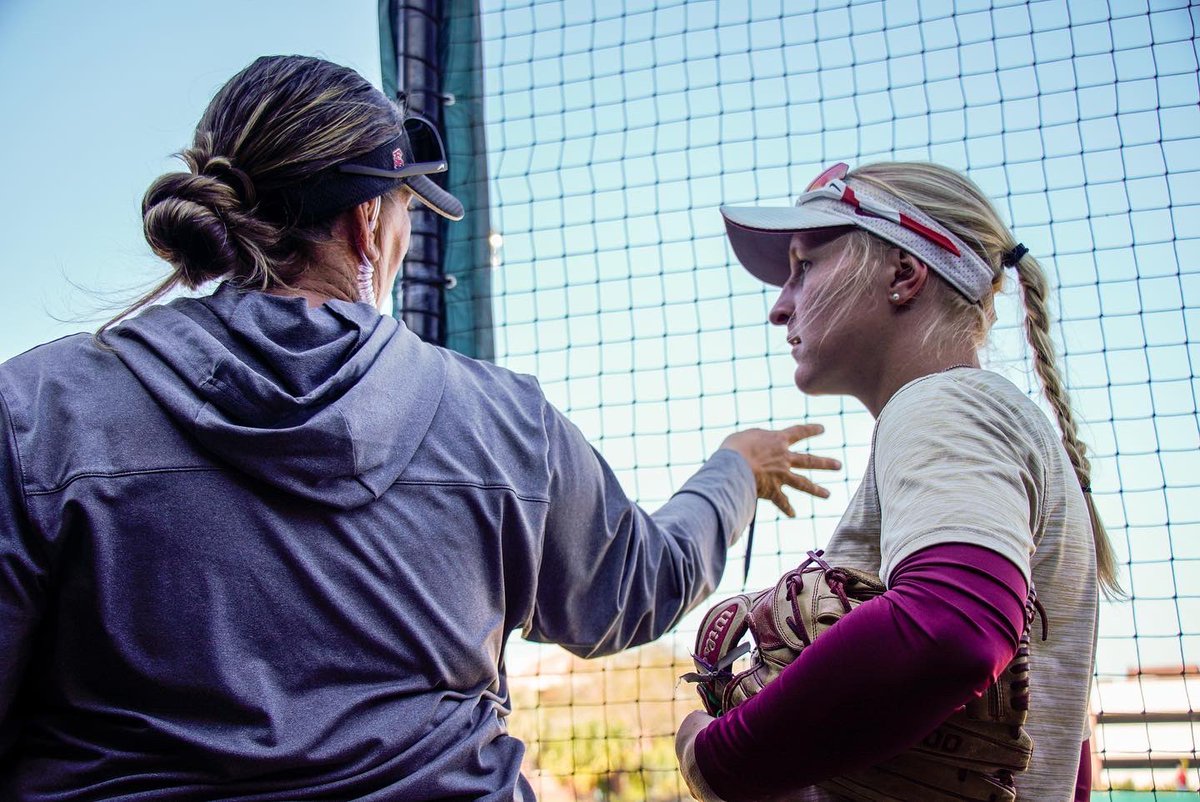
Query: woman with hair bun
0,56,836,799
676,162,1111,802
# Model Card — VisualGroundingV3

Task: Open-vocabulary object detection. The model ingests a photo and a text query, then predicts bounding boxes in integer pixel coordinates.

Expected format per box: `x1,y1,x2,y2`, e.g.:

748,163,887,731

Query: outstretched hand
720,424,840,517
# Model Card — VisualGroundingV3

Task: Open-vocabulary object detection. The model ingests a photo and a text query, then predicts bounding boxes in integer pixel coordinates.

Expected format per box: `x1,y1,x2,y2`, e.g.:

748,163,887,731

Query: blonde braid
1012,251,1123,597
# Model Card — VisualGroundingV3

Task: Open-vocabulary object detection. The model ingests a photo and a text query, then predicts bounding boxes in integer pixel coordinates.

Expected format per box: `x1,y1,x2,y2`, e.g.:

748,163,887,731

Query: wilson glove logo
701,604,739,662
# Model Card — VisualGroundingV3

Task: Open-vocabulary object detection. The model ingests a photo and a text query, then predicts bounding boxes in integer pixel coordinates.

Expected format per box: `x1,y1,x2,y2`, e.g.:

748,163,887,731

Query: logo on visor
392,149,405,170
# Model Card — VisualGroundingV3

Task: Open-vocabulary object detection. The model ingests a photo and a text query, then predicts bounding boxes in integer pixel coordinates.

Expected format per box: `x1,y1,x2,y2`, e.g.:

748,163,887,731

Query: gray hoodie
0,283,755,800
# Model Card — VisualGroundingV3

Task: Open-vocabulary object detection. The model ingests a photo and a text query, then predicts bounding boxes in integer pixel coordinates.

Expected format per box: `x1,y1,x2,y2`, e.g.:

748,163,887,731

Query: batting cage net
441,1,1199,798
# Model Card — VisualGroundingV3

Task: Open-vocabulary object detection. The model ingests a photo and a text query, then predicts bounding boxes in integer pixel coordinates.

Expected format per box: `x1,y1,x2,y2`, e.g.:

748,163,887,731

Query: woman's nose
768,291,793,327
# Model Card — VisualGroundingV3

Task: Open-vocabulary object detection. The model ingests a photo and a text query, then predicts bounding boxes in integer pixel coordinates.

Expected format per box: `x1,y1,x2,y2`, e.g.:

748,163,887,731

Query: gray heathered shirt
0,283,756,800
798,368,1097,802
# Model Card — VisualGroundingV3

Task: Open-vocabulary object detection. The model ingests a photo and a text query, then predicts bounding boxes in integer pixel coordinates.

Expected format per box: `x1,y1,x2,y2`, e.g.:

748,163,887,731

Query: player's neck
861,345,979,418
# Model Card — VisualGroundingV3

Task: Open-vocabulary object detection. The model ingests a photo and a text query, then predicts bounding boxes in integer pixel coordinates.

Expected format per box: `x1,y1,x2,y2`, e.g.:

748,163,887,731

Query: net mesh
448,1,1200,797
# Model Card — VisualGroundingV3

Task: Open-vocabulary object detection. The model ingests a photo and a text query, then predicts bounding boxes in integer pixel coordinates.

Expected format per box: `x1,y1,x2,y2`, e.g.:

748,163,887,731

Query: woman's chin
792,365,822,395
793,361,845,397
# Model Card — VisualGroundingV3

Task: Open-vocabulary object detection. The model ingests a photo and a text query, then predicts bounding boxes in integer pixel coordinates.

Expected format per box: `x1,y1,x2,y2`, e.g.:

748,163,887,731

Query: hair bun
142,143,267,287
142,168,245,286
202,155,257,207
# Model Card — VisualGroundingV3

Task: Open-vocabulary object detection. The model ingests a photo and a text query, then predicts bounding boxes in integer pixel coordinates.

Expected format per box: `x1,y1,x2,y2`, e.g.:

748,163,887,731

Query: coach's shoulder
435,345,547,412
1,332,103,375
0,333,125,407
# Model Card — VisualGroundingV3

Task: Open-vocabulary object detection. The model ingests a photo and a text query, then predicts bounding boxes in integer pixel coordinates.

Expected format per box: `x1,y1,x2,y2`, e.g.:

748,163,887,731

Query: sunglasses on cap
265,113,464,223
337,114,448,180
799,162,960,256
330,113,464,221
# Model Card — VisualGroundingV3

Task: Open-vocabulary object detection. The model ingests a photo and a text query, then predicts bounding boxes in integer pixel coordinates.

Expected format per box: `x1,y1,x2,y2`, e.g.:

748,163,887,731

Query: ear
887,248,929,306
350,198,383,262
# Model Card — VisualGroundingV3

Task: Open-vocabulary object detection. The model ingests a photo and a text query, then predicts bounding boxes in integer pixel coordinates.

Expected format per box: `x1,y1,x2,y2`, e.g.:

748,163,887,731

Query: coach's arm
520,399,757,658
0,390,44,763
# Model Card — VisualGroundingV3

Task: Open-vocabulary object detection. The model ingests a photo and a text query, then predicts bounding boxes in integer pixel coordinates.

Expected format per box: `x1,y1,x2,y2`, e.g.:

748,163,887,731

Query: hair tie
1080,483,1092,494
1001,243,1028,268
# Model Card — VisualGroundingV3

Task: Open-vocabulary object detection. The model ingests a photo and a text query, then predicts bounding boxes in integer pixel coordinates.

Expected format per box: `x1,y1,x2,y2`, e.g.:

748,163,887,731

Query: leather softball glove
683,550,1043,802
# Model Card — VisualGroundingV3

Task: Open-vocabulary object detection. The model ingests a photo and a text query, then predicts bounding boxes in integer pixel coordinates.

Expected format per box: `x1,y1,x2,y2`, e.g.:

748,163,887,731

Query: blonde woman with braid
675,162,1113,802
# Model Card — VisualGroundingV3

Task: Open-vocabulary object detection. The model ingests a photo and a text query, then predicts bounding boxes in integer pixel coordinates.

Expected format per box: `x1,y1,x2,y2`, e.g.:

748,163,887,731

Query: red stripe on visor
837,179,961,257
806,162,850,191
898,213,961,256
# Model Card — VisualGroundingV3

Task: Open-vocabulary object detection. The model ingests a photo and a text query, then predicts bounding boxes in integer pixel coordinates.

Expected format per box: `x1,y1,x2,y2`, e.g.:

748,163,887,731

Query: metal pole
389,0,449,345
440,0,494,361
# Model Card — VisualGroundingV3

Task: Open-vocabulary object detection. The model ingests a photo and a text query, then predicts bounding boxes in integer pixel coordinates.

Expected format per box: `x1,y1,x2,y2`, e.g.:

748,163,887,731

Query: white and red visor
721,163,995,302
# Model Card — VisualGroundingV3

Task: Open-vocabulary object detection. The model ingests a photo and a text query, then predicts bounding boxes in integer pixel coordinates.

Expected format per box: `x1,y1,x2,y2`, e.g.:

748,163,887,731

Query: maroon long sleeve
693,543,1028,801
1075,738,1092,801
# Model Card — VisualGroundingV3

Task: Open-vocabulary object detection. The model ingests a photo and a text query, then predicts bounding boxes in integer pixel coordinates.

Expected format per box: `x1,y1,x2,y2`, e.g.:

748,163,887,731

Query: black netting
445,1,1200,797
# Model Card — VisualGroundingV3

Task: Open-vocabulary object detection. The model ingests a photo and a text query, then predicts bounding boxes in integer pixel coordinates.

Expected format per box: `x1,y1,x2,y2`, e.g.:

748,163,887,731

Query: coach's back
0,284,748,800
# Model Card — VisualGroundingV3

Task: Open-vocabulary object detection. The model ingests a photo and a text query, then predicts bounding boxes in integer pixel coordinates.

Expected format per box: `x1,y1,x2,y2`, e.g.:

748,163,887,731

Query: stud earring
890,292,901,302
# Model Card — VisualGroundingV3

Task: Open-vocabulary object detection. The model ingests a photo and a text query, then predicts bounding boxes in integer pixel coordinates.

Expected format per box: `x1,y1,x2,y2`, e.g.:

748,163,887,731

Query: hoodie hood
110,283,446,509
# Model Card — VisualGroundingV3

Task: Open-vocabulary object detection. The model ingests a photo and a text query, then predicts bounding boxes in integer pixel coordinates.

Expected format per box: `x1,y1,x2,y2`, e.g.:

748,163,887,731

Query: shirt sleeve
522,399,757,658
873,375,1044,586
1075,738,1092,802
0,390,44,760
693,543,1028,801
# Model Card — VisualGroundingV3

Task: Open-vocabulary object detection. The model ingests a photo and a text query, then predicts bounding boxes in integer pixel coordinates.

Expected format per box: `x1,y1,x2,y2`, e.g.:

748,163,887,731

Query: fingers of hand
781,423,824,443
780,471,830,499
788,451,841,471
770,488,796,517
676,710,715,750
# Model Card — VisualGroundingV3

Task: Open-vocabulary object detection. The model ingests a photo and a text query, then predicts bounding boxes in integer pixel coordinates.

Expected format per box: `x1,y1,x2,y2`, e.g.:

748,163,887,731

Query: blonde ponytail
1010,250,1123,597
